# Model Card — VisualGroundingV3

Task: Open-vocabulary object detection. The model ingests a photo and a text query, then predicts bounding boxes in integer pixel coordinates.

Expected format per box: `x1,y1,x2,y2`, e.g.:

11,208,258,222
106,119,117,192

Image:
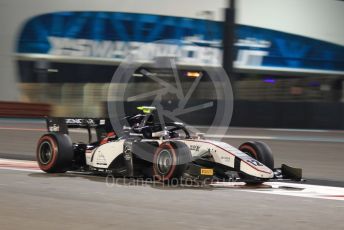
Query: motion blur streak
0,119,343,181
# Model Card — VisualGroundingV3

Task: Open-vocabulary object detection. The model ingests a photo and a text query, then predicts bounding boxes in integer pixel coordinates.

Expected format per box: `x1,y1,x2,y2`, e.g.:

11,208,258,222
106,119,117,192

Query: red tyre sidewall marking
239,144,258,159
37,136,58,171
153,143,177,181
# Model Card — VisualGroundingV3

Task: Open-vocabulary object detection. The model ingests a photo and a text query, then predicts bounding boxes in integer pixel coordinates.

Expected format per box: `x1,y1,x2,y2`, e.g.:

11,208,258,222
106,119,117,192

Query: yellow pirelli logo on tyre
200,168,214,176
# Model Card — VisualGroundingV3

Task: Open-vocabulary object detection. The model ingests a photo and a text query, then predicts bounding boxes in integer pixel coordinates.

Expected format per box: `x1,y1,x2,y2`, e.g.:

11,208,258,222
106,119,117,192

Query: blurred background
0,0,344,129
1,2,344,227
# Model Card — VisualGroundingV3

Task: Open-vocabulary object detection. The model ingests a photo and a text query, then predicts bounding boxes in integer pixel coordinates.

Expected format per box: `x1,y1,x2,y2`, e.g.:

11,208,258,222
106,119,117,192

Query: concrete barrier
116,100,344,130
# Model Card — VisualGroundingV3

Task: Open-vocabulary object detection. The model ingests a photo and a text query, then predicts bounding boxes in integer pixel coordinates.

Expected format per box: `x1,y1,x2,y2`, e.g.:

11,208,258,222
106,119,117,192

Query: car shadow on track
27,172,275,190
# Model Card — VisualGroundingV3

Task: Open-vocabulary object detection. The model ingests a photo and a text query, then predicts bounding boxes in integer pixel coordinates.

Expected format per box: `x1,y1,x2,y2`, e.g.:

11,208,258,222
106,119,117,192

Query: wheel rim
39,141,53,164
156,149,173,175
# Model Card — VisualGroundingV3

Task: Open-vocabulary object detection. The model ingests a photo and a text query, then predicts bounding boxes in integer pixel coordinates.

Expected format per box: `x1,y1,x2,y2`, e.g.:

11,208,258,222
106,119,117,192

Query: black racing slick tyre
239,141,274,169
238,141,274,184
36,133,74,173
153,141,192,183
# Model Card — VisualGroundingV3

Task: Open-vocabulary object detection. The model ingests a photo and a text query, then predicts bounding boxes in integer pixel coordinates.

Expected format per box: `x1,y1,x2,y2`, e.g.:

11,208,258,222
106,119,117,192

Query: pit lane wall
1,0,344,128
14,9,344,127
0,101,51,118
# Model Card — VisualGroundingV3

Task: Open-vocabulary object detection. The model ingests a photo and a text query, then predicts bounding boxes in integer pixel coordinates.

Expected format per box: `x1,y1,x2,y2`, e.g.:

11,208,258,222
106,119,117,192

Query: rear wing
45,117,113,142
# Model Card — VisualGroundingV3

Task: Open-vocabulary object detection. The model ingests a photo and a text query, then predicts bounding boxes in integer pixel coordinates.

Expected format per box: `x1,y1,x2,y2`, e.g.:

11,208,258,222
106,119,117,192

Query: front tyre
153,141,192,183
239,141,274,185
36,133,73,173
239,141,274,169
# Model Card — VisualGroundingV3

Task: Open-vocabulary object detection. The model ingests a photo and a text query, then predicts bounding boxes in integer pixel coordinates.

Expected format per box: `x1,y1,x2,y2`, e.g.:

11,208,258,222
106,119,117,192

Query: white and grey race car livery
36,107,302,184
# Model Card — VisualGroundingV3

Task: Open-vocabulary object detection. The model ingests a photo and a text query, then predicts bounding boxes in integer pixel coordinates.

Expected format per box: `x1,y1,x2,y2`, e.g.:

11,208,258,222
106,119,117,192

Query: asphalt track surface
0,118,344,230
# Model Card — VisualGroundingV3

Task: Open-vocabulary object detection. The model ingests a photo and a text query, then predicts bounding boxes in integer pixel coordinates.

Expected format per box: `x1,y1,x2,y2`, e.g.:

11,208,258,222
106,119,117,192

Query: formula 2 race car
36,106,302,184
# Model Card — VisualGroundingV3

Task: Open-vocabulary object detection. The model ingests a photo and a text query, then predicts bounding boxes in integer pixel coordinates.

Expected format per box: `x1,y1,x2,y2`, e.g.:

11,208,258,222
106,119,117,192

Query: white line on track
0,126,89,133
1,126,343,143
204,134,344,143
254,182,344,201
211,181,344,201
0,127,45,132
0,158,40,172
1,158,343,201
0,167,41,172
192,126,341,133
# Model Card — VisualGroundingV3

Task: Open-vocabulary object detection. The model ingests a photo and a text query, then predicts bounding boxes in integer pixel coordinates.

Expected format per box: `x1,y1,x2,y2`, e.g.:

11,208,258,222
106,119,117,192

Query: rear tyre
238,141,274,185
36,133,74,173
153,141,192,183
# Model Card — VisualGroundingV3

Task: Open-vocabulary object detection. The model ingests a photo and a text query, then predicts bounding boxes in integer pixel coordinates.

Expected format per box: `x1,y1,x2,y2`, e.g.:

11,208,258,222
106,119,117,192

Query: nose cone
240,160,274,179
